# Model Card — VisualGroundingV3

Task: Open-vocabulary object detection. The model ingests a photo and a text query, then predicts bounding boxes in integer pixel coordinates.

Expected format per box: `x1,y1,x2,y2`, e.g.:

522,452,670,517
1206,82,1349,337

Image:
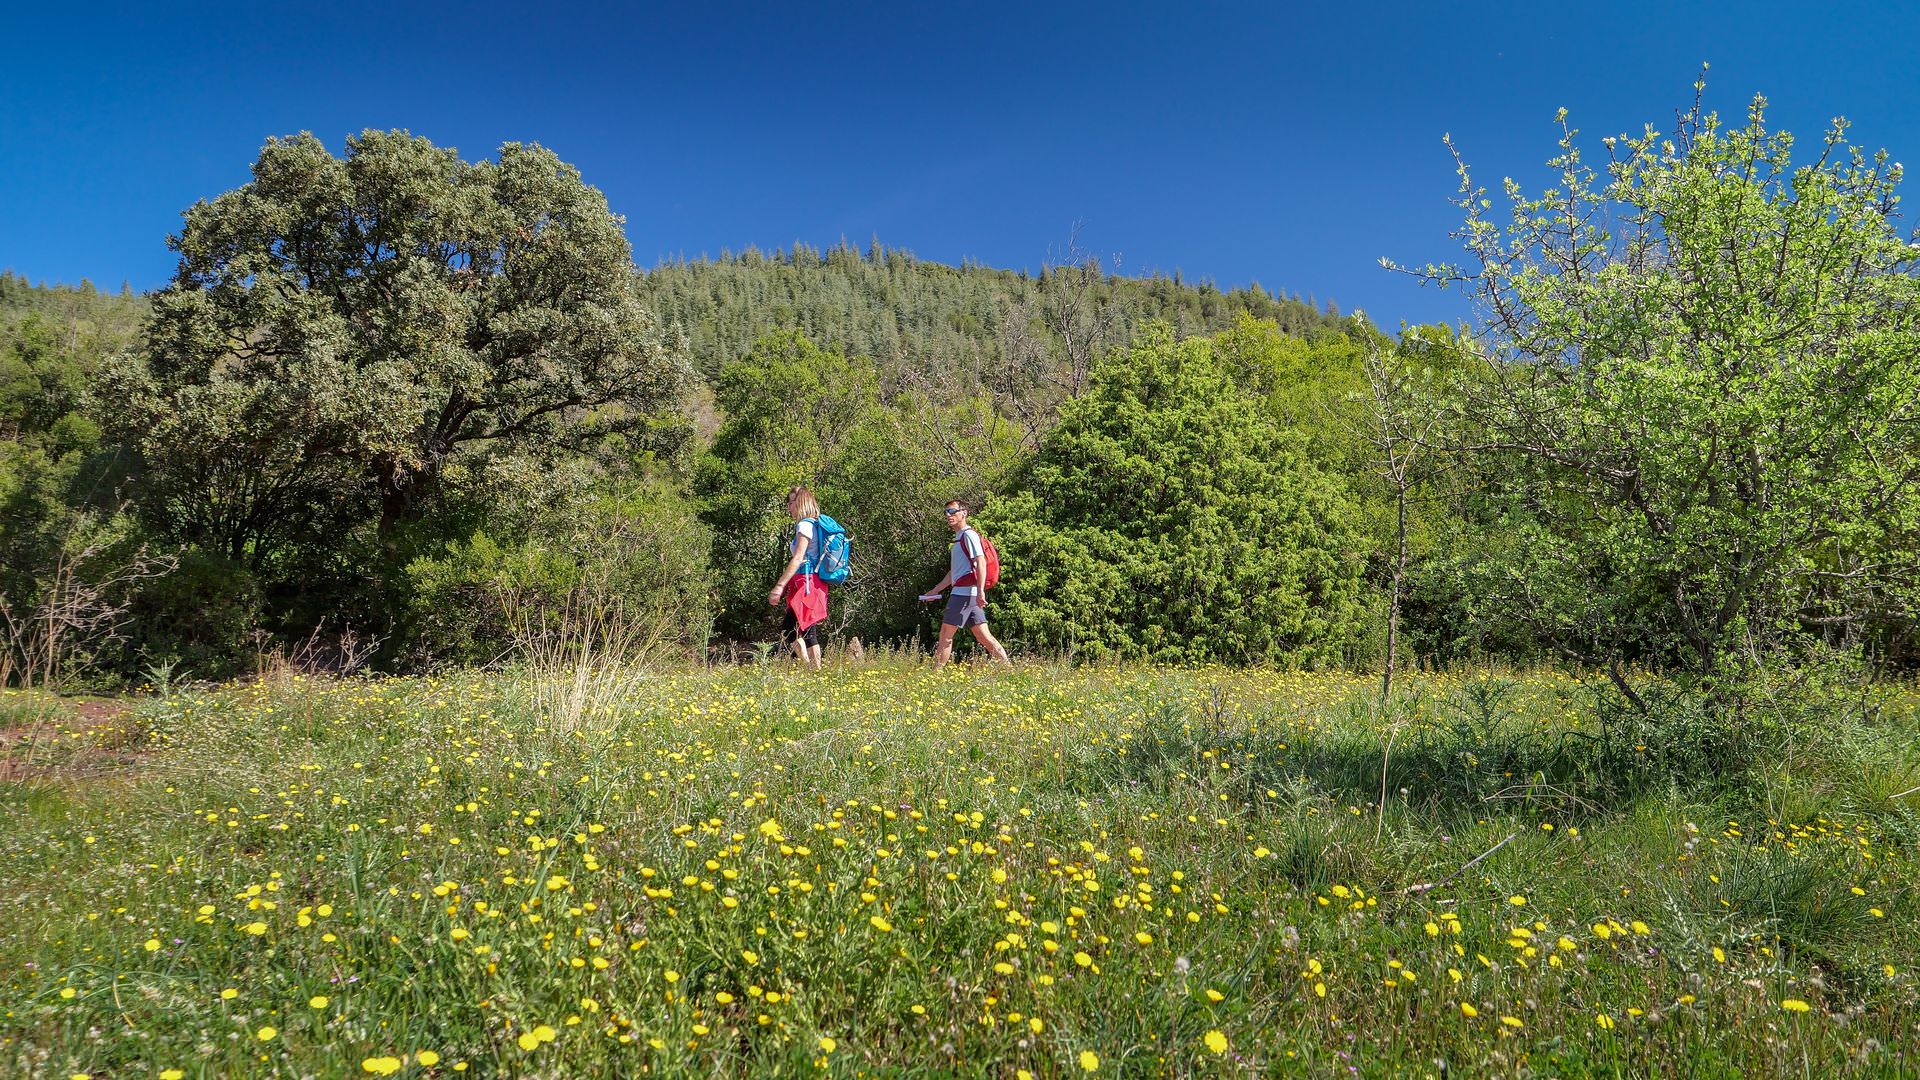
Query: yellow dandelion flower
1203,1029,1229,1054
1781,999,1812,1013
1079,1049,1100,1072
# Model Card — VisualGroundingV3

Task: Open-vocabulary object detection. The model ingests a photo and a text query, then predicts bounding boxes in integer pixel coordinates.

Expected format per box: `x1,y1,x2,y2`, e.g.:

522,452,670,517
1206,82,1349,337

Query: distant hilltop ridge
638,241,1356,377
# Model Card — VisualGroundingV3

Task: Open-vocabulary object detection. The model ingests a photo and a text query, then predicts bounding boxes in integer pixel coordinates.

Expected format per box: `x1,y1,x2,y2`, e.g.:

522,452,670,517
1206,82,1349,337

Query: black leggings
782,609,821,648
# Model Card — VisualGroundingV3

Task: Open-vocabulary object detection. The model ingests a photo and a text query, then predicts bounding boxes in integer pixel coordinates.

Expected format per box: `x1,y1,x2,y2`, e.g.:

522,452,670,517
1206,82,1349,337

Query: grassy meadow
1,662,1916,1077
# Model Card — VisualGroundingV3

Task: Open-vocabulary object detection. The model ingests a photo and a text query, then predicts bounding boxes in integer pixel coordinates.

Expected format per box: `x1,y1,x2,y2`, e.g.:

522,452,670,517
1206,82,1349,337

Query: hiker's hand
768,585,784,607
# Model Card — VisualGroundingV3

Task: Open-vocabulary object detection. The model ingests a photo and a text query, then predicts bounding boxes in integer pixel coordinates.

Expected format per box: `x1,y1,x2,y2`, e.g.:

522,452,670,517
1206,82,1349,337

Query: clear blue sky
3,1,1916,330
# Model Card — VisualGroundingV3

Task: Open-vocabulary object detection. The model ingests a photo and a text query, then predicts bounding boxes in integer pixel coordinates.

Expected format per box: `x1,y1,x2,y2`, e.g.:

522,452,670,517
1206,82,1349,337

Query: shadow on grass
1076,678,1768,821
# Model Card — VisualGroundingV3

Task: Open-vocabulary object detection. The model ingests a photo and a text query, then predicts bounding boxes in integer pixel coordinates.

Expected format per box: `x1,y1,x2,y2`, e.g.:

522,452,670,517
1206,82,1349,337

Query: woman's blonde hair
787,486,820,520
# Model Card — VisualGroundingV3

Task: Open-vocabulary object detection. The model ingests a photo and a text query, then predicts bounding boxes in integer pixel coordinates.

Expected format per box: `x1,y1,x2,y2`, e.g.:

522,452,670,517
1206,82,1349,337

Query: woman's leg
782,609,809,665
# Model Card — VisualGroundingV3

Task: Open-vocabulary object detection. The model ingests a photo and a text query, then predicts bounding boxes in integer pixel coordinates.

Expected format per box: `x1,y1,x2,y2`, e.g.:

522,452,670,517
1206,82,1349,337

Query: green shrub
120,549,264,681
403,481,713,667
989,323,1366,663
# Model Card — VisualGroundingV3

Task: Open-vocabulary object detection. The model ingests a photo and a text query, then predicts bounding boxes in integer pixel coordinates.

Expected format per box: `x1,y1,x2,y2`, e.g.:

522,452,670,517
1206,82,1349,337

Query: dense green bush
402,481,713,667
119,550,264,681
989,324,1366,663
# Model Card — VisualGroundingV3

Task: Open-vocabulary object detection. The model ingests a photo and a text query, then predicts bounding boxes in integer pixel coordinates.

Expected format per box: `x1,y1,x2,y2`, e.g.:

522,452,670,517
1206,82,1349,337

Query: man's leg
806,640,823,671
970,621,1010,663
933,623,959,668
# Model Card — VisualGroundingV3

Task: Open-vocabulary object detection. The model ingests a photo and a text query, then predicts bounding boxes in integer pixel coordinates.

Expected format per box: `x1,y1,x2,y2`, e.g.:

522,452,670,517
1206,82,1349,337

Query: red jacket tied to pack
783,574,827,632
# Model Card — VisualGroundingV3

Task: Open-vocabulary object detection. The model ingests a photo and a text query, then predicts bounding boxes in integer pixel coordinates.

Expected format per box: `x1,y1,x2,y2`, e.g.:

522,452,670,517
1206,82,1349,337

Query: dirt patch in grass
0,694,147,782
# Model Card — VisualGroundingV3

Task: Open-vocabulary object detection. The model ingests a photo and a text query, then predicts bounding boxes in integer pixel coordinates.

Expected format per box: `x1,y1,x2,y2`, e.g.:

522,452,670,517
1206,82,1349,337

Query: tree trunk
1381,480,1407,701
373,456,415,545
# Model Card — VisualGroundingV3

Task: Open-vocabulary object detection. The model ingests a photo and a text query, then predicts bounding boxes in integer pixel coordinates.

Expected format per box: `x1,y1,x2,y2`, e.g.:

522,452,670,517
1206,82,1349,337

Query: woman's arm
769,527,813,606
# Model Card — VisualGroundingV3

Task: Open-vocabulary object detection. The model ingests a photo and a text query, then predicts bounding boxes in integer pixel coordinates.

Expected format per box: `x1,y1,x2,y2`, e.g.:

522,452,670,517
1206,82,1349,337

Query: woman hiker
768,485,829,671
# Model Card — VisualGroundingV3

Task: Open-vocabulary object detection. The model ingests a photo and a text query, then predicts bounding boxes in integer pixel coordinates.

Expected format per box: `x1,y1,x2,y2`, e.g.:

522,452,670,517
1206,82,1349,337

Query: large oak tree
100,130,686,565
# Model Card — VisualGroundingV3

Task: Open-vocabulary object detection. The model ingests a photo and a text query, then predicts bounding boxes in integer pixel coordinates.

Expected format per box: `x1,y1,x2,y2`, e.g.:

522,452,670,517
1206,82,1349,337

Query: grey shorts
942,591,987,628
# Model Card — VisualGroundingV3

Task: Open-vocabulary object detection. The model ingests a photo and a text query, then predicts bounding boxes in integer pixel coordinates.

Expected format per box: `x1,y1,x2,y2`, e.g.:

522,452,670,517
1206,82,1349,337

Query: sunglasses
942,507,963,516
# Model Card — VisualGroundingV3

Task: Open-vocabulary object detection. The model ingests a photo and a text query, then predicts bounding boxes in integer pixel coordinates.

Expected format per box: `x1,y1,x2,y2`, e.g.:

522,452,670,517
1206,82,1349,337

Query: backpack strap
957,526,982,588
799,517,820,590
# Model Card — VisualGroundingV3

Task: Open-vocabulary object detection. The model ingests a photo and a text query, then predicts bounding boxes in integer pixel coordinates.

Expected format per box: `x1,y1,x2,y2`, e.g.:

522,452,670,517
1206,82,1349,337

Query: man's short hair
945,498,969,511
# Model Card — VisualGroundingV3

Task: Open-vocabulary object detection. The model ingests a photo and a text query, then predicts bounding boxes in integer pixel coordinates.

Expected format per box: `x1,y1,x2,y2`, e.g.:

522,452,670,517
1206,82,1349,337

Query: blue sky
3,1,1916,329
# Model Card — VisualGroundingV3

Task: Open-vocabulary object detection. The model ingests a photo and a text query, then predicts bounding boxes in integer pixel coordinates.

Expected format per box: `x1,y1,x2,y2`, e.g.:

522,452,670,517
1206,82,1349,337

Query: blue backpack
806,515,852,584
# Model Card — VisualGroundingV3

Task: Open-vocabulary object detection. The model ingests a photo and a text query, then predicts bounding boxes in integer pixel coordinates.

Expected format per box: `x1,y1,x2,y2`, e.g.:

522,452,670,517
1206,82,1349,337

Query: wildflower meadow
2,663,1914,1077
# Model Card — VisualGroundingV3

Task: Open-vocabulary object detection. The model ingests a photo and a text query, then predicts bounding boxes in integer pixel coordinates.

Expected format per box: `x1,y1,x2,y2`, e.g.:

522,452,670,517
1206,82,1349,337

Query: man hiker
919,498,1010,669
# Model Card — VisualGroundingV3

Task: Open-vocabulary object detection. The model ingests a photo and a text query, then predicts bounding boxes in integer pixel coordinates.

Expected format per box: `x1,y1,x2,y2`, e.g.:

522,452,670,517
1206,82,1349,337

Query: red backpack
957,527,1001,589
